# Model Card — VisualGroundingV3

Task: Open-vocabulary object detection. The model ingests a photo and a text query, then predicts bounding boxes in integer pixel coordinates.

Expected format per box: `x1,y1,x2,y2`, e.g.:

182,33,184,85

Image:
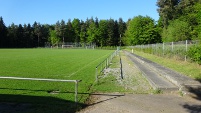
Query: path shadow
183,104,201,113
182,86,201,113
87,93,125,106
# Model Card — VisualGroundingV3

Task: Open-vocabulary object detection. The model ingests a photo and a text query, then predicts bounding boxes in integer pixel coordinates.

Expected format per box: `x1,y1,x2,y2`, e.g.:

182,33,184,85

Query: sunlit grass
0,49,114,105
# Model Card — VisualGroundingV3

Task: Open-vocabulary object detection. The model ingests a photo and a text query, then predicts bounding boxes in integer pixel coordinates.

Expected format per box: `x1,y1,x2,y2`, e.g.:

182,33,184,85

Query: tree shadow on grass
0,93,88,113
0,88,87,113
0,88,124,113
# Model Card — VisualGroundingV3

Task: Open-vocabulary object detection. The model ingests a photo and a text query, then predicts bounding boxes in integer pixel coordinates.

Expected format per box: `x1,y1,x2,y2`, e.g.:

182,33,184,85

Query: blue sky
0,0,159,26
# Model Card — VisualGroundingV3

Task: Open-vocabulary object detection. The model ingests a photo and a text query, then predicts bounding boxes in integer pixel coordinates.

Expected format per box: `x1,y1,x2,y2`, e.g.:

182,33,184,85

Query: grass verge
132,50,201,81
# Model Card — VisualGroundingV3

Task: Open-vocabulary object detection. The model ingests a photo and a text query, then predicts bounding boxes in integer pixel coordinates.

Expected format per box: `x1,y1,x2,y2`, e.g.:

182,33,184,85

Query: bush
187,45,201,64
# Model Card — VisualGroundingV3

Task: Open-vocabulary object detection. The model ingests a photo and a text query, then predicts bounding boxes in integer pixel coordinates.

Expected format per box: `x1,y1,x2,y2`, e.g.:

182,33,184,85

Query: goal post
62,45,73,48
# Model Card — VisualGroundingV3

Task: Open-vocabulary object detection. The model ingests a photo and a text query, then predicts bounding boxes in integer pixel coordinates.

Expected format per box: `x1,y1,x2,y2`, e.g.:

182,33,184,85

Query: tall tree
157,0,180,27
98,20,108,46
72,18,81,42
80,20,87,43
107,19,115,46
0,17,7,47
17,24,24,47
33,22,42,47
124,15,160,45
66,19,74,42
49,29,60,46
23,23,34,47
87,18,99,43
55,20,66,43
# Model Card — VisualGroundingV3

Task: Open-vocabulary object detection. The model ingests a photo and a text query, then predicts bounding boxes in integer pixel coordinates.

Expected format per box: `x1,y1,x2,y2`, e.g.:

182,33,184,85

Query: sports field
0,49,114,112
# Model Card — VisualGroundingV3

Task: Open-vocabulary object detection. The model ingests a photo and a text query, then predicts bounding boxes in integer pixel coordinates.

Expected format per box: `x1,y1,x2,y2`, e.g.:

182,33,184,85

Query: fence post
185,40,188,61
95,67,98,82
163,42,165,56
186,40,188,52
75,81,78,103
107,58,109,68
105,59,107,69
172,42,174,52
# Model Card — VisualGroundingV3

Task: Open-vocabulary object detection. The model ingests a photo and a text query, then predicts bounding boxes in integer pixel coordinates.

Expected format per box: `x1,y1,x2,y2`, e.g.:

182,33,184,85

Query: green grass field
0,49,114,112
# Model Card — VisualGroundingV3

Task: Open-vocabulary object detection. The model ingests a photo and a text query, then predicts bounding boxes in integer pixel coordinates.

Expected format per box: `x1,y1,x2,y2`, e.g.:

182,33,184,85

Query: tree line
123,0,201,45
0,0,201,48
0,17,126,48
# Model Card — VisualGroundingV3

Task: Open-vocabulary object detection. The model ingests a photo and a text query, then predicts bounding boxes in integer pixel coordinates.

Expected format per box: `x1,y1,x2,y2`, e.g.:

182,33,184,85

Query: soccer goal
62,44,74,48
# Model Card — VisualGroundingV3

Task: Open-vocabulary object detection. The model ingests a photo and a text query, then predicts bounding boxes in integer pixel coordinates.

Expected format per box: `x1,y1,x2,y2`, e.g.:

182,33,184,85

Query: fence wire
132,40,200,61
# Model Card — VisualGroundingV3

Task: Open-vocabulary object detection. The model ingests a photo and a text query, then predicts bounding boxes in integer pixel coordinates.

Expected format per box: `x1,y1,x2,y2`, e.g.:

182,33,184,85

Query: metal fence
95,50,119,82
0,76,81,103
131,40,200,61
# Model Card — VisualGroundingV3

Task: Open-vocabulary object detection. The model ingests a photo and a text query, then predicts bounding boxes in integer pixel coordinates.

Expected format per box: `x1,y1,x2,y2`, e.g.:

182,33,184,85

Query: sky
0,0,159,26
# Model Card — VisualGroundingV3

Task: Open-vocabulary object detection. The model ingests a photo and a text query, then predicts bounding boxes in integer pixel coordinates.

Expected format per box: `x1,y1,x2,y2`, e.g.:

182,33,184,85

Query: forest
0,0,201,48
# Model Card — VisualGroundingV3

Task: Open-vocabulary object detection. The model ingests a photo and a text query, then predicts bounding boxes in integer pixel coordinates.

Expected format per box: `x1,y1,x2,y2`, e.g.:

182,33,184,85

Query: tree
33,22,42,47
98,20,108,46
72,18,81,42
66,19,75,42
80,20,87,43
124,15,161,45
157,0,180,28
7,23,18,47
107,19,115,46
49,30,60,46
0,17,7,47
55,20,66,43
87,18,99,43
118,18,126,46
162,19,191,42
17,24,24,47
23,23,34,47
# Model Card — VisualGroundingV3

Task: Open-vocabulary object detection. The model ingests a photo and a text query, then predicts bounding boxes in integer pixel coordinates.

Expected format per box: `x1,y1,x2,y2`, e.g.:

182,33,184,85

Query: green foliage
187,45,201,64
48,30,60,46
87,20,98,43
98,20,108,46
124,15,161,45
72,18,81,42
162,19,191,42
152,89,162,94
157,0,201,41
93,75,126,92
195,3,201,39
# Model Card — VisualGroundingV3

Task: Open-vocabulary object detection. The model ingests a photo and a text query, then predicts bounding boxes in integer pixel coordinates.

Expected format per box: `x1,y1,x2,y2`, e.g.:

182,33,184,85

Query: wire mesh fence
131,40,200,61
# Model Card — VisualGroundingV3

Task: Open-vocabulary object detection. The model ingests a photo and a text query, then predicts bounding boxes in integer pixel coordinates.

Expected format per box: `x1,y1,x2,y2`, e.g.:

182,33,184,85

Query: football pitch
0,49,114,111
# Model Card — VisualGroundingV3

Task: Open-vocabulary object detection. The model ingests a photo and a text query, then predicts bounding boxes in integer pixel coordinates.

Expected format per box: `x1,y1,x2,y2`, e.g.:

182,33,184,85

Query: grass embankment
92,55,127,93
131,50,201,81
0,49,114,112
92,51,152,94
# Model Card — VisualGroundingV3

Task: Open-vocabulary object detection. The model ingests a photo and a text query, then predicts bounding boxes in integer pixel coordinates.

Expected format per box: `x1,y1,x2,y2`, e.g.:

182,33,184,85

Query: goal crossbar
0,76,82,103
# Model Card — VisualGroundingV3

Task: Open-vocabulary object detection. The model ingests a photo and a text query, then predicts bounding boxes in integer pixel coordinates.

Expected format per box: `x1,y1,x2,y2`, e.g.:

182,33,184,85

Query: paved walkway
124,51,201,94
78,93,201,113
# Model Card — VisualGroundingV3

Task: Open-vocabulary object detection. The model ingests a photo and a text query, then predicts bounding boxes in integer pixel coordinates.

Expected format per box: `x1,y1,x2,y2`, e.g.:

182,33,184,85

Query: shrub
187,45,201,64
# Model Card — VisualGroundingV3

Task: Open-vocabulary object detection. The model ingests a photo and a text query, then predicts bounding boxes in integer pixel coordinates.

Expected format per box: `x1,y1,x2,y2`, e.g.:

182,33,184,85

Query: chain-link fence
130,40,200,61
